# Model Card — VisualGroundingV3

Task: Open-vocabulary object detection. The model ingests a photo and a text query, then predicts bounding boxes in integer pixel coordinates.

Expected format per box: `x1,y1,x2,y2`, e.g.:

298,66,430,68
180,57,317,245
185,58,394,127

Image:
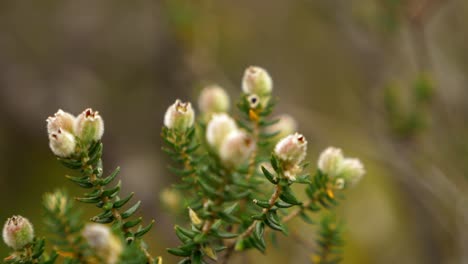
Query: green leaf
261,166,278,184
121,201,141,219
279,187,302,205
134,220,154,238
101,167,120,185
123,217,143,229
223,203,239,215
114,192,134,208
102,180,121,197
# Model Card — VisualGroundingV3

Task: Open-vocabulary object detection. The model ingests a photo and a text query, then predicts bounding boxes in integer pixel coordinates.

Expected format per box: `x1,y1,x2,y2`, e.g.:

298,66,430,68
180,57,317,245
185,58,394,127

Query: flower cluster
318,147,365,189
46,108,104,157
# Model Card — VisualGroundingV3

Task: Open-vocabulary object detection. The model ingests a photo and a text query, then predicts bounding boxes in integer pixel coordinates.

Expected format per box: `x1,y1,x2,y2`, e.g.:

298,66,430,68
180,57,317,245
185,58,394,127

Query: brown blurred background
0,0,467,263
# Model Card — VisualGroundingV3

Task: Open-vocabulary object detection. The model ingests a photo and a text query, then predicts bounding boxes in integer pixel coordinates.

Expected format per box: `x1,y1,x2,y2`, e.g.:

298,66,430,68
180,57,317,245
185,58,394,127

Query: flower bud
219,130,255,167
82,224,122,264
242,66,273,96
164,99,195,131
338,158,365,186
49,129,77,157
274,133,307,166
3,216,34,250
74,108,104,144
46,109,76,134
198,85,230,114
318,147,365,187
266,114,297,143
188,208,202,226
206,113,237,151
317,147,344,178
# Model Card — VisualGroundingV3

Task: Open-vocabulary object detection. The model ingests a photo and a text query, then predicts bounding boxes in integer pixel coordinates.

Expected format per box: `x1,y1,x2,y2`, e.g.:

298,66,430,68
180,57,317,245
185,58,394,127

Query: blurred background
0,0,467,263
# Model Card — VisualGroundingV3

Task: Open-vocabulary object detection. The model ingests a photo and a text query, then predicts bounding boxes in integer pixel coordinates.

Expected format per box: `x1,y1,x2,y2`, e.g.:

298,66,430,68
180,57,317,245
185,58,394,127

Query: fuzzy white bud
198,85,230,114
274,133,307,166
3,215,34,250
46,109,76,134
206,113,237,151
318,147,344,178
338,158,365,186
49,129,77,157
219,130,255,167
242,66,273,95
164,99,195,131
82,224,122,264
318,147,365,187
74,108,104,144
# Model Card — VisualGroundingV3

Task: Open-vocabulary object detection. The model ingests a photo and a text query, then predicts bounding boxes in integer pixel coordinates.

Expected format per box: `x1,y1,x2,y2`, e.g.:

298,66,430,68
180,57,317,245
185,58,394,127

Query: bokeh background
0,0,467,263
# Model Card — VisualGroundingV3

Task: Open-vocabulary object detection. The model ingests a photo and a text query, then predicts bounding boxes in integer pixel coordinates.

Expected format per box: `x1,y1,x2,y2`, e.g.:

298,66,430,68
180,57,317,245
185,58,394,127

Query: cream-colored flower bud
49,129,76,157
164,99,195,131
338,158,365,186
274,133,307,166
74,108,104,144
219,130,255,167
82,224,122,264
3,215,34,250
188,208,202,226
206,113,237,151
198,85,230,114
242,66,273,95
266,114,297,143
46,109,76,134
317,147,344,178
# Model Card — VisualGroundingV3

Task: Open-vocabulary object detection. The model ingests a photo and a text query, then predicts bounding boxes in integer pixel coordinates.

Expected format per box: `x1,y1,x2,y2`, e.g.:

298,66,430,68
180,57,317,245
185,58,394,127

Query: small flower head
188,208,202,226
164,99,195,131
3,216,34,250
219,130,255,167
274,133,307,166
266,114,297,143
82,224,122,264
338,158,365,186
242,66,273,96
49,129,76,157
318,147,344,178
206,113,237,151
46,109,75,134
318,147,365,188
74,108,104,144
198,85,230,114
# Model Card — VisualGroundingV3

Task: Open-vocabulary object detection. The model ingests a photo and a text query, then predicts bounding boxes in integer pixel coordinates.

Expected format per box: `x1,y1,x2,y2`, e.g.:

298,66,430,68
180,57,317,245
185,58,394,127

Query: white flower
49,129,76,157
46,109,76,134
74,108,104,144
219,130,255,167
164,99,195,131
274,133,307,165
82,224,122,264
198,85,230,114
206,113,237,151
242,66,273,95
338,158,365,186
318,147,344,178
3,215,34,250
318,147,365,187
